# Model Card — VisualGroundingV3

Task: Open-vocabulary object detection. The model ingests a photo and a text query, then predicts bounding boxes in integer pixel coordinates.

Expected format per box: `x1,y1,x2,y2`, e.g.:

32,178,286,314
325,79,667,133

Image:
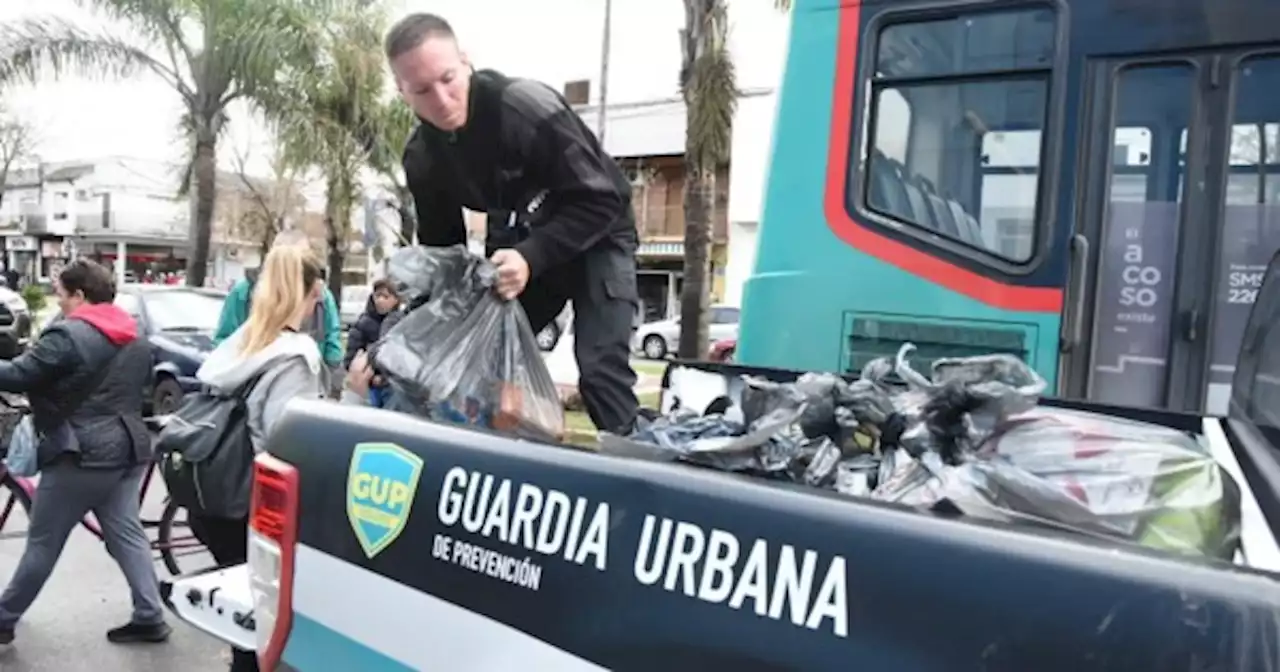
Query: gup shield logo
346,442,424,559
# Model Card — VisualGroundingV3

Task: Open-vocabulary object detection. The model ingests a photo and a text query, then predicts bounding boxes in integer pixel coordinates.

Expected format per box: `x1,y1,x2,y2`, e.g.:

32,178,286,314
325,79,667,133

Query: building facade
572,88,773,321
0,157,189,285
575,95,737,323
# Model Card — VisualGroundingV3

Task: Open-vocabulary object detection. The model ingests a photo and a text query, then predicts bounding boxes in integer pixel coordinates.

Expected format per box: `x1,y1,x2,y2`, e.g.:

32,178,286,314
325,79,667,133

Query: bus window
863,7,1056,263
1111,127,1154,203
980,130,1043,260
872,90,910,163
1207,54,1280,415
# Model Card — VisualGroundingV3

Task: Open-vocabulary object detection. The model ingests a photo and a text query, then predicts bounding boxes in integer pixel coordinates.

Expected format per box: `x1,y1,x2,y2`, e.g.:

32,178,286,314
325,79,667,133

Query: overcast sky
0,0,789,180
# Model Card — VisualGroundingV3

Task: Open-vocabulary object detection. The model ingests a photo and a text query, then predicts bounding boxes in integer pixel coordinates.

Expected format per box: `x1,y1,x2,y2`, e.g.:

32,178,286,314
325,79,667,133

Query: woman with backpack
189,242,333,672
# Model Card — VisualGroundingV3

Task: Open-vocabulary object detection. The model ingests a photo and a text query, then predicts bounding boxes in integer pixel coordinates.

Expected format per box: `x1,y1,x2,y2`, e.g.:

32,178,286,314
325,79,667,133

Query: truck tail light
249,454,299,671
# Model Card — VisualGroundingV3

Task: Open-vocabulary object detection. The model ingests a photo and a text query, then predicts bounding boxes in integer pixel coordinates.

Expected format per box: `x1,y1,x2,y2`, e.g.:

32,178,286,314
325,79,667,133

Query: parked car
340,285,372,328
0,285,32,359
49,285,227,415
118,285,227,414
709,337,736,363
632,305,740,359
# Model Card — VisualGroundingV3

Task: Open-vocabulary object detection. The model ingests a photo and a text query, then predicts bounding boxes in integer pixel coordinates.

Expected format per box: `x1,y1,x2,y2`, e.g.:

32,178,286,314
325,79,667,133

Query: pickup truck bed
165,358,1280,671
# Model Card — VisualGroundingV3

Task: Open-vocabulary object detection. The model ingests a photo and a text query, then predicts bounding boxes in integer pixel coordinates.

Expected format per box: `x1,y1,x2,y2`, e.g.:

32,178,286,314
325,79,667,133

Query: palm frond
685,44,737,168
367,98,417,180
260,0,388,177
0,16,179,91
210,0,324,105
71,0,196,92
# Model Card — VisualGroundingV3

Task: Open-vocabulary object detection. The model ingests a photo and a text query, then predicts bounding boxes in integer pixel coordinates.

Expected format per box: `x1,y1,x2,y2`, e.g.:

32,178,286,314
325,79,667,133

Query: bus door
1060,51,1280,414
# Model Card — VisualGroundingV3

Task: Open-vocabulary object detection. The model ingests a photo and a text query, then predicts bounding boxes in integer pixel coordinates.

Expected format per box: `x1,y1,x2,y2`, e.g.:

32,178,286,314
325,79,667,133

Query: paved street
0,476,225,672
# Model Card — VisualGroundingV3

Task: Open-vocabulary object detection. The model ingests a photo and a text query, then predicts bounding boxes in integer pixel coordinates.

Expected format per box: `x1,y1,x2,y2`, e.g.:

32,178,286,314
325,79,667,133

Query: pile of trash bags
371,245,565,442
601,344,1241,559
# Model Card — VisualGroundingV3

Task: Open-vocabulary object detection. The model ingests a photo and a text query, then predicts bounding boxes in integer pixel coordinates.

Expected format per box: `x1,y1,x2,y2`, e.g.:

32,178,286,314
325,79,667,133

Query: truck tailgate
160,564,256,652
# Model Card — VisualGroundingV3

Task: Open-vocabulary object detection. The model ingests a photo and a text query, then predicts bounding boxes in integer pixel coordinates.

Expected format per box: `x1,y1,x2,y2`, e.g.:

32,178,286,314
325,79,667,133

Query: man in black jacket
387,13,640,435
0,259,168,646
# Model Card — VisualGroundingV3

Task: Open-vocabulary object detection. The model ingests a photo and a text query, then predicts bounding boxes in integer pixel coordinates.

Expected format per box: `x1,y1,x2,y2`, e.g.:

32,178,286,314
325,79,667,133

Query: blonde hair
240,243,325,356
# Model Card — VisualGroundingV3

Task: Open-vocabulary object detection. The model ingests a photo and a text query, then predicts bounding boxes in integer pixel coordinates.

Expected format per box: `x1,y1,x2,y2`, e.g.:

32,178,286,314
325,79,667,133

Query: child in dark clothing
344,280,400,406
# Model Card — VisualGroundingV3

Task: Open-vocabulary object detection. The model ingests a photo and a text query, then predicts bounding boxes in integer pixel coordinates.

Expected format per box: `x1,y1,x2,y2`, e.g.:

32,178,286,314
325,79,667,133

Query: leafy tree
0,0,317,286
264,0,385,299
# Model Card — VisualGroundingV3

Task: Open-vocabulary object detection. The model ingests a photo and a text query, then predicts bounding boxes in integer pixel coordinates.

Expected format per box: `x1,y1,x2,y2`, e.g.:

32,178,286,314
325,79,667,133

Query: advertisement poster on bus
1091,201,1179,408
1207,203,1280,413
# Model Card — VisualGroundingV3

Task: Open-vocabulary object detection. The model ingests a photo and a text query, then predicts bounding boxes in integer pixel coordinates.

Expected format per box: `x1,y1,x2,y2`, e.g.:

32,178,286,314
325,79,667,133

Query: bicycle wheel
0,472,33,539
157,499,212,576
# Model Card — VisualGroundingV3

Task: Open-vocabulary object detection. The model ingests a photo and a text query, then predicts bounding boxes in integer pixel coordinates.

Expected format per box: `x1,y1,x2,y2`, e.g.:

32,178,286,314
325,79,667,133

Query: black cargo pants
512,240,639,435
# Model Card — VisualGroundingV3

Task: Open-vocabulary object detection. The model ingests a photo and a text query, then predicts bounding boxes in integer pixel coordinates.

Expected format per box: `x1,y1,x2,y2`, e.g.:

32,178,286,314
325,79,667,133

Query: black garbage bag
600,403,808,475
832,360,900,450
603,341,1240,559
941,408,1242,559
741,370,898,455
741,373,846,440
885,343,1046,464
863,406,1243,559
373,245,564,442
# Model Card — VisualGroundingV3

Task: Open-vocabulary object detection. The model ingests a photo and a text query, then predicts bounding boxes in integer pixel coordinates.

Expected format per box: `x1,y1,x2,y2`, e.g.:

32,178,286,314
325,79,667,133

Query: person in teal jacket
213,269,343,366
213,231,343,369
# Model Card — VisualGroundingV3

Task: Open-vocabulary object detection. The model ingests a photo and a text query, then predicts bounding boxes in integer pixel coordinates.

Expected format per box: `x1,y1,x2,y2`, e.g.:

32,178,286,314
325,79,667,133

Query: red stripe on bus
822,1,1063,314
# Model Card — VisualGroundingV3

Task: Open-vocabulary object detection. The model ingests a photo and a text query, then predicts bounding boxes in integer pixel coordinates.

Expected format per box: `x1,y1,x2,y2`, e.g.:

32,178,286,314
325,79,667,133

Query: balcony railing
632,203,728,241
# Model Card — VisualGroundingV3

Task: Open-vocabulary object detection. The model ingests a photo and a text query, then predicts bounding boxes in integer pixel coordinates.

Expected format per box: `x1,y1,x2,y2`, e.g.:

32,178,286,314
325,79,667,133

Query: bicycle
0,393,212,576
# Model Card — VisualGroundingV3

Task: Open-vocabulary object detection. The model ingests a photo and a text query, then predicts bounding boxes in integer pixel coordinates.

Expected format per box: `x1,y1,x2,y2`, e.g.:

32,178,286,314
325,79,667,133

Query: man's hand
490,248,530,300
346,350,375,397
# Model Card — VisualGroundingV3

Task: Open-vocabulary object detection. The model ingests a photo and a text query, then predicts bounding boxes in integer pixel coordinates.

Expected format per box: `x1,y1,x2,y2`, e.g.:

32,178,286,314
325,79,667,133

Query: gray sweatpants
0,463,164,628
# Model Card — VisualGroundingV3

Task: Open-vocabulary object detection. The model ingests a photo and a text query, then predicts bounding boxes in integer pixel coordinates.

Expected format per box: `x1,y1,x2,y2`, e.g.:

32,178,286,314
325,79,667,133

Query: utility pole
597,0,613,145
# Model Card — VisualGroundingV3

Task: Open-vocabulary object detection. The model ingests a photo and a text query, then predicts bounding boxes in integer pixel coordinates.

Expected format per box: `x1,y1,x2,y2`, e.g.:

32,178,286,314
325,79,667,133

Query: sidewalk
633,360,664,394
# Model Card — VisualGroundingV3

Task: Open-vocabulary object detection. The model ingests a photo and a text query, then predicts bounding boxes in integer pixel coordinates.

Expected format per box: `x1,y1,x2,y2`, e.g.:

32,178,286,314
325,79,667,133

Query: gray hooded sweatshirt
196,328,331,453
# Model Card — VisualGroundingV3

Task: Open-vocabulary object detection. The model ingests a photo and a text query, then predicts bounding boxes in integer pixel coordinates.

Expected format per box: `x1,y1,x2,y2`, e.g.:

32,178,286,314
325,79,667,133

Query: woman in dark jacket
0,259,168,647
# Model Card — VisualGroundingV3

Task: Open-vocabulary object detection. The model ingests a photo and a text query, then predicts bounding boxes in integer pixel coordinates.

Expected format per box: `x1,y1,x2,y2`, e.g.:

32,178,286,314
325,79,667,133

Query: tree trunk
259,215,282,259
324,173,350,300
185,128,218,287
678,165,714,359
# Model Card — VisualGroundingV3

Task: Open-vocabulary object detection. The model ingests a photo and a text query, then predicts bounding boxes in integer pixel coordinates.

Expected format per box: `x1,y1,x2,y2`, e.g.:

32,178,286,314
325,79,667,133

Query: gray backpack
156,373,263,519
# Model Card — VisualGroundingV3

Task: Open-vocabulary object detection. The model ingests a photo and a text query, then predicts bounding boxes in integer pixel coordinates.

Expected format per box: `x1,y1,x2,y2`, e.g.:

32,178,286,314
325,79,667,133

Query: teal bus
738,0,1280,415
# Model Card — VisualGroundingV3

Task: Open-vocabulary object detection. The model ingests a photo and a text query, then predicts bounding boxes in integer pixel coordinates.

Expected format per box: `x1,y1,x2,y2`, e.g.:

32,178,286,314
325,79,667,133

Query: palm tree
265,0,386,300
368,98,419,246
676,0,789,359
0,1,315,287
676,0,737,359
